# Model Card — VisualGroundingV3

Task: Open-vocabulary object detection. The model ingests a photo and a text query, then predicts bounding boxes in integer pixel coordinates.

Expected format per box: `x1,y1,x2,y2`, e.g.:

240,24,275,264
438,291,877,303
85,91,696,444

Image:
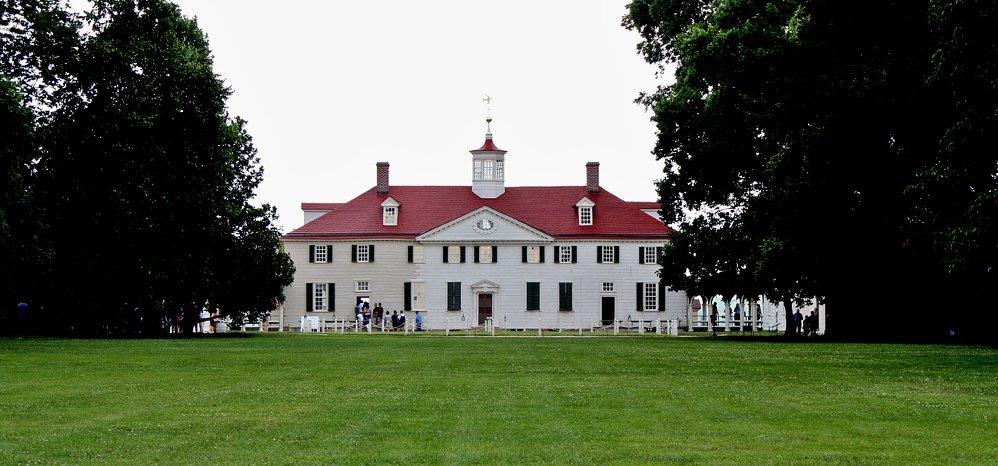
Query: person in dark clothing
391,310,399,331
372,303,384,327
793,309,803,335
398,311,406,330
709,306,719,336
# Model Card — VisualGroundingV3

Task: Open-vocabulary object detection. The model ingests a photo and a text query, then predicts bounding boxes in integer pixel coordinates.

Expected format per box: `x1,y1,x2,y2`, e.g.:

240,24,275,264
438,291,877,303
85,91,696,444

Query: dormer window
381,197,399,226
575,197,595,226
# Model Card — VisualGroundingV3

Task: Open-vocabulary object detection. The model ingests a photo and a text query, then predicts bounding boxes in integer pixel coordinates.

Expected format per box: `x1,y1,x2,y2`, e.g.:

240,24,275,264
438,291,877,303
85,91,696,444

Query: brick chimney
376,162,390,194
586,162,600,192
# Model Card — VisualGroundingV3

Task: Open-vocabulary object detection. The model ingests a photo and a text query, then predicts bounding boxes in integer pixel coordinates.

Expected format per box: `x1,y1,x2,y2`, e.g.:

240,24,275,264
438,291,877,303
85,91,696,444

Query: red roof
286,186,671,240
472,136,505,152
301,202,344,211
629,201,661,210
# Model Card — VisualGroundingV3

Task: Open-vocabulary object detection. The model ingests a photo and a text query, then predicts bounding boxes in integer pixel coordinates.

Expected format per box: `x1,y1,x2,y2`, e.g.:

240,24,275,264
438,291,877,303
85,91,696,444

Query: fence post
445,316,449,336
614,320,619,335
639,320,645,334
656,318,661,335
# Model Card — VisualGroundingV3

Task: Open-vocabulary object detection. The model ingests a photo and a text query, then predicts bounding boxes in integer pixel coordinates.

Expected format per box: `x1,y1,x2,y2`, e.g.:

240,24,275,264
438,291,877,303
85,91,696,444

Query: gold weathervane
482,95,493,131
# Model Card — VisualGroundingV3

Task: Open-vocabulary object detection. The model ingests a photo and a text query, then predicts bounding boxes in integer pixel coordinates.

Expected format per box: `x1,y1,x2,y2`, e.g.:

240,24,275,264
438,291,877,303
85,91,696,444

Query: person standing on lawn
709,306,719,336
373,303,384,328
415,311,423,331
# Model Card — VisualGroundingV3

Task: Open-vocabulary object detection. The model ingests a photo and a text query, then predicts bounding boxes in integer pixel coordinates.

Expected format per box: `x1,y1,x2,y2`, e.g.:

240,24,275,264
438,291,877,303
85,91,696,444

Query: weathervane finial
482,94,494,134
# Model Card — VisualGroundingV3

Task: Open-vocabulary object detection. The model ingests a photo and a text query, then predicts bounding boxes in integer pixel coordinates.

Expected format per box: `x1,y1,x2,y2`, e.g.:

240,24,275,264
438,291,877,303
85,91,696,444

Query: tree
0,0,295,336
625,0,998,339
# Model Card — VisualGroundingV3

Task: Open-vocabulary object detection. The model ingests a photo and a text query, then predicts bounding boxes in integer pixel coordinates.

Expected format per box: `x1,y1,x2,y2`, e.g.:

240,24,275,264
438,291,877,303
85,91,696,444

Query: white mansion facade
276,127,687,330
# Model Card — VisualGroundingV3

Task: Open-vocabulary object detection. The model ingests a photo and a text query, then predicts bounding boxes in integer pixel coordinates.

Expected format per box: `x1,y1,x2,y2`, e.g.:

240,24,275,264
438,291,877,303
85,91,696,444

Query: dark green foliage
625,0,997,339
1,0,294,336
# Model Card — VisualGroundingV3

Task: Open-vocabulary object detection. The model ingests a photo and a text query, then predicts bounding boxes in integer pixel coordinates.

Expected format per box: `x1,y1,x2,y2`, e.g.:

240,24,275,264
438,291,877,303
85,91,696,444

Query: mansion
275,126,687,330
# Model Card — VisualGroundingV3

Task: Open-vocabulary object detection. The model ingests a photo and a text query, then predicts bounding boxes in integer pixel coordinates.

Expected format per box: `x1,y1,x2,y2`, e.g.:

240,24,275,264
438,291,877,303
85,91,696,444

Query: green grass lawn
0,334,995,464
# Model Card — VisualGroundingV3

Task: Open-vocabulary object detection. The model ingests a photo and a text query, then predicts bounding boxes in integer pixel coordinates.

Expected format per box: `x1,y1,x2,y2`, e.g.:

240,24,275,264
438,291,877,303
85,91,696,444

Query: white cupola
470,100,507,199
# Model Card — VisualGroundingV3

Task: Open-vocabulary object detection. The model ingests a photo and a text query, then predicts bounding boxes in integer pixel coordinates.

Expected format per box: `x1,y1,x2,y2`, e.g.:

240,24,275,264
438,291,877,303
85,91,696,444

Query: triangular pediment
416,207,553,243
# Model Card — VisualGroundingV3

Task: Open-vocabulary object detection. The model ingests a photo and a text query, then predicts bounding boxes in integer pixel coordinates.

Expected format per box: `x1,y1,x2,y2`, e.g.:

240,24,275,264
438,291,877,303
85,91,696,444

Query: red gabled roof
629,201,661,210
301,202,344,211
286,186,671,240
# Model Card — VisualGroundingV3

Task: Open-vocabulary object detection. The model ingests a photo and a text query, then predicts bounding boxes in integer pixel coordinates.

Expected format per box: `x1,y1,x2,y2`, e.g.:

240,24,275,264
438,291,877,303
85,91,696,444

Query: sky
117,1,674,231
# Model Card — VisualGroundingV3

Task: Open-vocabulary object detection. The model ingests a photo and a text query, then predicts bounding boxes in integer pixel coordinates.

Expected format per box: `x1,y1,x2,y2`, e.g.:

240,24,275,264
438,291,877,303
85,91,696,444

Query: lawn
0,334,995,464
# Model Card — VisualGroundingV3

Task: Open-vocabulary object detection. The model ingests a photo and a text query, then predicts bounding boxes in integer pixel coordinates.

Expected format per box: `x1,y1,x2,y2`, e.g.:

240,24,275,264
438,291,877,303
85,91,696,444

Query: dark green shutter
559,283,573,311
597,246,603,263
521,246,527,263
404,282,412,311
473,246,480,263
334,283,336,312
308,245,315,263
492,246,498,263
351,245,357,262
636,283,643,311
326,245,334,263
553,246,560,263
306,283,313,312
614,246,620,263
539,246,545,263
572,246,578,263
639,247,645,264
368,244,375,262
443,246,449,263
658,281,666,312
526,282,540,311
407,245,414,263
447,282,461,311
460,246,466,263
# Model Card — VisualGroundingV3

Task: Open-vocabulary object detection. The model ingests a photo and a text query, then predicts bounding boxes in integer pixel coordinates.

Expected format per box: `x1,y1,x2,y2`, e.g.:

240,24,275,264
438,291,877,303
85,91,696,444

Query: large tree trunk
783,298,794,337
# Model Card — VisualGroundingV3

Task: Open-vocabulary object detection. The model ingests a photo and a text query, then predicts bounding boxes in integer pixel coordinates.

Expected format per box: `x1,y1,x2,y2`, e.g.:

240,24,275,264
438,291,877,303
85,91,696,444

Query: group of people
355,301,423,331
792,309,819,337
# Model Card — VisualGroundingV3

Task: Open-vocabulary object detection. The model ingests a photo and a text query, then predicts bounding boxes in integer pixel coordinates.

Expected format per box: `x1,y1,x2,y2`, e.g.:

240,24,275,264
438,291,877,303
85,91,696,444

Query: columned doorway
470,280,500,328
478,293,493,326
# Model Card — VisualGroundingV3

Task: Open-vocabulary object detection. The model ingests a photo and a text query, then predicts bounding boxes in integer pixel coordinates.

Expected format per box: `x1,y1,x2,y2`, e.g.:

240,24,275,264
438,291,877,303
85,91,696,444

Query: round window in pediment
475,218,495,234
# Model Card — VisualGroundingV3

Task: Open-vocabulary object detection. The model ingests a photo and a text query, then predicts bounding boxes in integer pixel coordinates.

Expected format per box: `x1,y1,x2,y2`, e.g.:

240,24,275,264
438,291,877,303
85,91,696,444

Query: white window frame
602,282,614,293
313,283,327,311
314,245,328,263
559,246,572,264
643,247,657,264
356,245,370,263
579,206,593,226
483,160,494,180
495,160,504,180
413,245,425,264
479,245,492,263
448,246,462,264
413,282,426,311
382,206,397,226
356,280,370,293
473,160,483,180
601,246,615,264
527,246,541,264
644,283,658,311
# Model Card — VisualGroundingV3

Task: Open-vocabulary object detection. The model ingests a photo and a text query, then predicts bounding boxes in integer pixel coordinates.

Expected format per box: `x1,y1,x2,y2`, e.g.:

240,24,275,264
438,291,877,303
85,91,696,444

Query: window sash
413,245,425,263
495,160,504,180
448,246,462,264
643,247,657,264
313,283,327,311
356,245,370,262
602,282,614,293
473,160,483,180
526,282,540,311
601,246,615,263
559,246,572,263
483,160,494,180
383,207,397,225
559,282,573,311
447,282,461,310
314,245,327,263
644,282,658,310
579,207,593,225
356,281,369,292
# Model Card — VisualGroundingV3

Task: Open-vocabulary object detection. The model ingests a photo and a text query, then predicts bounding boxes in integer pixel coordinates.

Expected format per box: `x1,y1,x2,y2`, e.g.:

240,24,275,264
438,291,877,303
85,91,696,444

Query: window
602,282,614,293
528,246,541,263
495,160,504,180
526,282,540,311
448,246,462,264
447,282,461,311
356,245,369,263
644,283,658,311
383,206,397,226
579,206,593,225
313,283,327,311
559,282,573,311
559,246,572,264
483,160,494,180
473,160,483,180
412,245,424,263
314,245,328,263
356,281,369,292
414,282,425,311
643,246,657,264
601,246,615,264
479,245,492,263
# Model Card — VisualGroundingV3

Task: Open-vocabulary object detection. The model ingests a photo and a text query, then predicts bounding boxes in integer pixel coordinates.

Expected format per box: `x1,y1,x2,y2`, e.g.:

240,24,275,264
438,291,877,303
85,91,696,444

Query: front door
478,293,493,326
601,296,615,325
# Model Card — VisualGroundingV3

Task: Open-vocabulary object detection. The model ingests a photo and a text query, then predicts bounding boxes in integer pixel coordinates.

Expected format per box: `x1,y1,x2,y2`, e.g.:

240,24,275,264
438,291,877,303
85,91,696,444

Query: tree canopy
625,0,997,339
1,0,294,336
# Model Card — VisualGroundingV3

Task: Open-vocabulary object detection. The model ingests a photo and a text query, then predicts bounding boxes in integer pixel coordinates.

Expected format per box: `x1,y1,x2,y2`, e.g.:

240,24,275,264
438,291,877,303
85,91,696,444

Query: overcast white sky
142,1,674,231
